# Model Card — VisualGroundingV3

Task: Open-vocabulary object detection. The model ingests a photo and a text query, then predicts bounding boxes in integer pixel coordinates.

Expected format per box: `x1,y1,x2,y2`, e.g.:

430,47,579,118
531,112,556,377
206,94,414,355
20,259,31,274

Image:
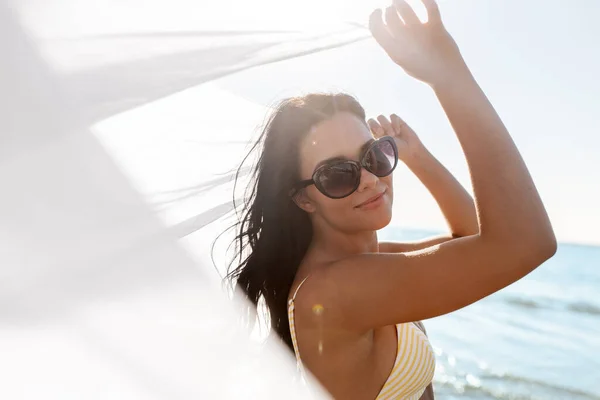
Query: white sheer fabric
0,0,373,397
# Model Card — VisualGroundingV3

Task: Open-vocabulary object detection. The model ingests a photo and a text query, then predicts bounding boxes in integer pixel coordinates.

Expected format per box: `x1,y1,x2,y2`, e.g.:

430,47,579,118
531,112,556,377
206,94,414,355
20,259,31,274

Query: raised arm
304,0,556,332
368,114,478,253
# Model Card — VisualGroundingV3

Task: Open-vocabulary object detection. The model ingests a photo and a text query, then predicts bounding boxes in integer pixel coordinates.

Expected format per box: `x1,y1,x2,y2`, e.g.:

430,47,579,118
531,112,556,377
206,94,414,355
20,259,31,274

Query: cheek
313,192,355,218
305,186,343,214
382,176,394,203
382,174,393,188
321,194,353,211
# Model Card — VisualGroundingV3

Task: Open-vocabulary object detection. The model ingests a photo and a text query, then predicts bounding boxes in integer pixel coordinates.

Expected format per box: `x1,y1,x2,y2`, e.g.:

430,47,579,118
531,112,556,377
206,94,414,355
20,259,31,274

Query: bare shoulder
290,268,340,326
289,266,391,399
290,266,365,343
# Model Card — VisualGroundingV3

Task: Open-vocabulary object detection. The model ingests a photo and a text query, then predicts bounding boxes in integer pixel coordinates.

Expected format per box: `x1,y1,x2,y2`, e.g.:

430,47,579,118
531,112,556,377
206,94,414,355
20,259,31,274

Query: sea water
379,226,600,400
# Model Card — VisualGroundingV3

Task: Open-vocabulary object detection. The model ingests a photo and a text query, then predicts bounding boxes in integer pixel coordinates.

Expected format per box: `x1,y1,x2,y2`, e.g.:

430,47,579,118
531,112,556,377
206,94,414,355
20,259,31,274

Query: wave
435,368,600,400
505,297,541,310
433,349,600,400
504,296,600,317
483,371,599,399
568,302,600,316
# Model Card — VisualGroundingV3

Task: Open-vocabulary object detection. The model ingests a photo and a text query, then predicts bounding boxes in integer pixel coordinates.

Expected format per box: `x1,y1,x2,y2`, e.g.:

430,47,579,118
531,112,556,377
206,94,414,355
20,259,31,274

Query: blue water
379,226,600,400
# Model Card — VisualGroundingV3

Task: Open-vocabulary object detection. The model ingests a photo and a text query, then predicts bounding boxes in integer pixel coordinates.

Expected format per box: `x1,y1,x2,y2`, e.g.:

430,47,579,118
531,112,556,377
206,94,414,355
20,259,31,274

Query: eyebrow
314,139,375,170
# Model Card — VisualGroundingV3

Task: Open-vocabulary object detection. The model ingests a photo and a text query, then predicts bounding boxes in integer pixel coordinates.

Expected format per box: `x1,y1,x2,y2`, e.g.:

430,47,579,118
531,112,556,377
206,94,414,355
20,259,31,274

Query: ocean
378,226,600,400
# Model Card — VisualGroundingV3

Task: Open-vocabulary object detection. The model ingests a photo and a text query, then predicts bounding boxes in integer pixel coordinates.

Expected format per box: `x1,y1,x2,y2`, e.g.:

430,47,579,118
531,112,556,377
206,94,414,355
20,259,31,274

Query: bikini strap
289,275,310,305
288,275,311,376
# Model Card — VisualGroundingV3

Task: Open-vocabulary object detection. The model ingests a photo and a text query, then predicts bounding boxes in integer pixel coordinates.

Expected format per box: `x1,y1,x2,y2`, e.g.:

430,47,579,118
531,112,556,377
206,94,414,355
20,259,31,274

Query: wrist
429,63,475,92
403,148,449,187
402,145,434,169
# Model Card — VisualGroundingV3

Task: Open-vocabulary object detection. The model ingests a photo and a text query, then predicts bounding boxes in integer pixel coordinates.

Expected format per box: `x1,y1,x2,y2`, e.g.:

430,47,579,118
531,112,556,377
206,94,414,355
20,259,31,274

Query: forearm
404,147,478,237
432,70,555,249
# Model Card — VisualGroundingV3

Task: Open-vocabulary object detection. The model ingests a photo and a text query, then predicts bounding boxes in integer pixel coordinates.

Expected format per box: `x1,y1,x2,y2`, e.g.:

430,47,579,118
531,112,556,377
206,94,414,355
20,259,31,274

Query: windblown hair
224,93,366,352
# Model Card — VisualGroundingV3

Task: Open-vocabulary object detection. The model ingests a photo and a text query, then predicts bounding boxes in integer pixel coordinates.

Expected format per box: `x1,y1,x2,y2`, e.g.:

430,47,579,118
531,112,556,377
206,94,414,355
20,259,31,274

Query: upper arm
379,234,459,253
313,234,555,333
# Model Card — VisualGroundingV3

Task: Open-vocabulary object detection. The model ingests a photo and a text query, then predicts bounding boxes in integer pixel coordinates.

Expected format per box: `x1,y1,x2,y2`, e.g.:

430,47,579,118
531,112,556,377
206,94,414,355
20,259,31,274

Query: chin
370,209,393,230
356,202,393,231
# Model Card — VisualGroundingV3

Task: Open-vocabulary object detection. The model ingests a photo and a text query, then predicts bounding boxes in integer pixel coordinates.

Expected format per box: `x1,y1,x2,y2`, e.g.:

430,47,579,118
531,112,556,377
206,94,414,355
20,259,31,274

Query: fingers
367,118,384,138
369,9,396,52
393,0,420,26
421,0,441,24
390,114,406,134
371,114,409,138
376,115,395,136
384,5,405,36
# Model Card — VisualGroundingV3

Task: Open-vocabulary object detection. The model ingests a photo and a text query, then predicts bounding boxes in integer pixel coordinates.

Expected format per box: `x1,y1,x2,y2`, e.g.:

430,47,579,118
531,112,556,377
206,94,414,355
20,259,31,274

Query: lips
356,190,386,208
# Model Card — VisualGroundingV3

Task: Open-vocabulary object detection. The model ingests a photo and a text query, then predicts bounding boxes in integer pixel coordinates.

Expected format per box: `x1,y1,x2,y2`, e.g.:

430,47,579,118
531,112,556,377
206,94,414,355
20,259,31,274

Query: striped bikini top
287,276,436,400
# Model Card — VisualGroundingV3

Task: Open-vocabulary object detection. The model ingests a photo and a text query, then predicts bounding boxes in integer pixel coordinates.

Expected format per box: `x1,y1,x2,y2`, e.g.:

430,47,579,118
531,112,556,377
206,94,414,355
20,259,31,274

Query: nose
356,167,378,193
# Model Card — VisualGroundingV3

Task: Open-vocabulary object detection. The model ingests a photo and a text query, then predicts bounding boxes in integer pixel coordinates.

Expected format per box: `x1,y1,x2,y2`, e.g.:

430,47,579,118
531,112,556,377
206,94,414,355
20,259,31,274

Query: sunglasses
291,136,398,199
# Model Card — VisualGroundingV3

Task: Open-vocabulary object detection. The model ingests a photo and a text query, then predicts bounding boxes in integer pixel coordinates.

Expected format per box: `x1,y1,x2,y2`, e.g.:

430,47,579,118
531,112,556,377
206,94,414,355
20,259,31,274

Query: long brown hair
224,93,366,351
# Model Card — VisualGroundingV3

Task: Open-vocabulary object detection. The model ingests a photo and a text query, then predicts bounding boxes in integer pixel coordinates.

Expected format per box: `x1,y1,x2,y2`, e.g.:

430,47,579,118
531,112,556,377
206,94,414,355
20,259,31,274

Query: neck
309,217,379,263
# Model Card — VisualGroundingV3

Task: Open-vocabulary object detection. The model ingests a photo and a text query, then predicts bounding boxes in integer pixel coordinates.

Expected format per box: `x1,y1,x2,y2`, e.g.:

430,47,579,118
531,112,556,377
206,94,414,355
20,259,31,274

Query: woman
225,0,557,398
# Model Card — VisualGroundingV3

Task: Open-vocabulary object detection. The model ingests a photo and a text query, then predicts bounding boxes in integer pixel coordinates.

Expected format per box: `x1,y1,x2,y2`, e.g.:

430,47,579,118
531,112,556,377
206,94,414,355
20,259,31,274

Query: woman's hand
368,114,425,163
369,0,469,86
369,113,479,238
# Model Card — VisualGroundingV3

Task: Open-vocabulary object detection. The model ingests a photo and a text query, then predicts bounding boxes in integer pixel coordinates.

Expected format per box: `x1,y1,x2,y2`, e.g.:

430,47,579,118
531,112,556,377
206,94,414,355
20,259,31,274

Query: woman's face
296,111,394,233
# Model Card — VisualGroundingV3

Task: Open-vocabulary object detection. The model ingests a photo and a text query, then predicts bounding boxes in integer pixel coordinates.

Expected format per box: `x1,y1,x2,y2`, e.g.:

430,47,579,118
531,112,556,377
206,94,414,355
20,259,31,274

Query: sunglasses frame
291,135,398,199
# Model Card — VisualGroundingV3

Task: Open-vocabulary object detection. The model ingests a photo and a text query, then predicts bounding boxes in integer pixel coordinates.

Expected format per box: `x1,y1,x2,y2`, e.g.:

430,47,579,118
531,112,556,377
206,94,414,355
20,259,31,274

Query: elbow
535,218,558,260
522,228,558,266
487,226,558,266
503,234,557,277
523,213,559,262
539,232,558,260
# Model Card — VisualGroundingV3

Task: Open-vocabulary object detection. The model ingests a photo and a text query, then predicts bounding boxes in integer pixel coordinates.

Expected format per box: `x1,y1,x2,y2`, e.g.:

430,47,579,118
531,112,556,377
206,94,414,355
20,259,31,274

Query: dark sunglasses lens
316,163,360,198
365,140,397,177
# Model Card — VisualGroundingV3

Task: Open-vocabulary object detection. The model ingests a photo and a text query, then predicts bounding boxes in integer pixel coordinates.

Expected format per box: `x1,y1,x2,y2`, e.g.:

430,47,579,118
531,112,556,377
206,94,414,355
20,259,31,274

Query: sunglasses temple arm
289,179,314,197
